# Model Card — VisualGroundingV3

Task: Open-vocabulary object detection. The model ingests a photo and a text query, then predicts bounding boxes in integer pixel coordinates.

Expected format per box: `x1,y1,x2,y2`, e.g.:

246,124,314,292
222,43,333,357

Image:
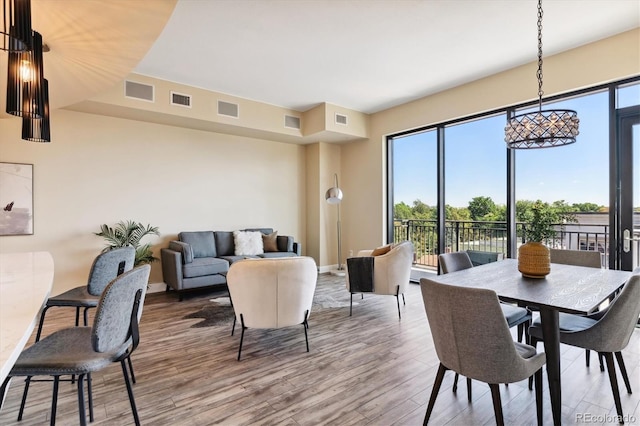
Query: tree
394,202,412,220
468,196,496,221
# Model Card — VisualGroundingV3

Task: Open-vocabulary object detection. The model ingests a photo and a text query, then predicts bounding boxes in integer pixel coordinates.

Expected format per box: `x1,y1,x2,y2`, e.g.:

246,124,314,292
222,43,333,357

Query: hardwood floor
1,273,638,425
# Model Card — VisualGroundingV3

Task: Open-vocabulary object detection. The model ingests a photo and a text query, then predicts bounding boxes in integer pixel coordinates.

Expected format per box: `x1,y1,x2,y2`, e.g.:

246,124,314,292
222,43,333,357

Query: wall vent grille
284,115,301,129
218,100,239,118
335,113,348,125
124,81,154,102
171,92,191,108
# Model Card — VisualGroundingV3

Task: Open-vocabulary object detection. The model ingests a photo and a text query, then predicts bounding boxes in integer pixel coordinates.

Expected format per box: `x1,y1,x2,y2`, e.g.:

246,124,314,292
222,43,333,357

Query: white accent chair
227,257,318,360
345,241,414,319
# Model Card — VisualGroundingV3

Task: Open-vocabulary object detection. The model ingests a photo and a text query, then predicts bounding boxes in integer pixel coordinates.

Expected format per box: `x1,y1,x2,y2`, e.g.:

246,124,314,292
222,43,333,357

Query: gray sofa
161,228,301,300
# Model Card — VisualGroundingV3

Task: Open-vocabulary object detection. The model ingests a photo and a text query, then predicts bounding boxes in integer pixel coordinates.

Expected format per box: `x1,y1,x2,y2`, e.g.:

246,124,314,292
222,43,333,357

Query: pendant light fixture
504,0,579,149
6,29,44,118
1,0,32,52
22,78,50,142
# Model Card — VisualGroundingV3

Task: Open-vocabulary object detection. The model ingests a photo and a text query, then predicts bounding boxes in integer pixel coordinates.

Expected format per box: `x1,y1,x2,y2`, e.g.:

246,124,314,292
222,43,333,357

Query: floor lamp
325,173,345,276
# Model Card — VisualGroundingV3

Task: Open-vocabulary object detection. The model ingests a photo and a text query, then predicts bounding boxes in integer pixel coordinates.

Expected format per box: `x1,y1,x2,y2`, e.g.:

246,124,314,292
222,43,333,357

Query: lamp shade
6,30,44,118
22,78,50,142
325,187,343,204
1,0,32,52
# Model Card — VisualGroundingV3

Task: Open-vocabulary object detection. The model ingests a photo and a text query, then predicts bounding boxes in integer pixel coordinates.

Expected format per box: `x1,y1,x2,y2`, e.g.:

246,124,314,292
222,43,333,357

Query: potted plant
518,201,575,278
95,220,160,266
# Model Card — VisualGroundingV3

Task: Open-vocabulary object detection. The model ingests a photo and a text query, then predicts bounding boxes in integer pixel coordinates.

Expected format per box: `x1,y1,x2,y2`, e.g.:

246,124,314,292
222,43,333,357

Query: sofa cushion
262,231,279,252
243,228,274,235
169,240,194,264
182,257,229,278
234,230,264,255
214,231,235,256
179,231,216,258
277,235,294,252
371,244,393,256
219,255,260,264
259,252,296,259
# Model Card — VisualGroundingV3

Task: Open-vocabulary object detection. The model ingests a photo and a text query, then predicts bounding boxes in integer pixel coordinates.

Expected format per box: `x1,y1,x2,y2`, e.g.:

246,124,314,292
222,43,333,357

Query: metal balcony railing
392,219,636,269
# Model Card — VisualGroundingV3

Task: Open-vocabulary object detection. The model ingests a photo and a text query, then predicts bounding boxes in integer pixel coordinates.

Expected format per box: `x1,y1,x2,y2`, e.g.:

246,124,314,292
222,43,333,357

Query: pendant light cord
536,0,544,110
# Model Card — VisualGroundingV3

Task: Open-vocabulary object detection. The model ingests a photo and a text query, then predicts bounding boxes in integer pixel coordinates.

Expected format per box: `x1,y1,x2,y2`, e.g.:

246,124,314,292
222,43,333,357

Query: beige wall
0,109,307,294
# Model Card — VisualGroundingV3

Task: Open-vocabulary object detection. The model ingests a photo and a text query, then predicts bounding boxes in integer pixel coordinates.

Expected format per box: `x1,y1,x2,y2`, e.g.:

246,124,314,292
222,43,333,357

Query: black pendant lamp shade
6,29,44,118
1,0,32,51
22,78,50,142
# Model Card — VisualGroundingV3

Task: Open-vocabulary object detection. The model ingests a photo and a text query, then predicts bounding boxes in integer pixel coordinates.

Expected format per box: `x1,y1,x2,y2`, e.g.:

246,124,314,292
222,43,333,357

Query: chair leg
52,376,60,426
76,374,86,426
87,372,94,422
121,359,141,426
453,373,459,393
517,323,524,343
350,293,353,316
303,310,310,352
586,349,591,367
17,376,32,421
83,307,90,326
75,307,81,327
488,383,505,426
599,352,605,372
603,352,624,423
528,336,538,391
237,314,246,361
35,306,51,342
127,355,136,384
0,376,10,412
424,363,447,425
534,368,543,426
402,293,406,305
614,351,632,394
395,286,401,320
466,378,472,402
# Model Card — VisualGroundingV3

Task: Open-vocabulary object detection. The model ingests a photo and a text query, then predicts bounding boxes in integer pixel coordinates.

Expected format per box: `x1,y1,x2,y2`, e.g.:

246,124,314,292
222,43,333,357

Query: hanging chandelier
1,0,32,52
504,0,579,149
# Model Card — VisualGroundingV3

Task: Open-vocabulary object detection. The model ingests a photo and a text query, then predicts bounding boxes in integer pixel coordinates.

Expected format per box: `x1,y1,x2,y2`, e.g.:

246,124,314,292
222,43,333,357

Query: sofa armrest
292,241,301,256
169,240,193,264
161,248,184,291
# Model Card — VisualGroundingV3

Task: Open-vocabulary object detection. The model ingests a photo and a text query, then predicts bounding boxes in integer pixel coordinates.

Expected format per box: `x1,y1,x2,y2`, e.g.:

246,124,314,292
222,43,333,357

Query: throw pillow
371,244,393,256
233,230,264,256
262,231,279,252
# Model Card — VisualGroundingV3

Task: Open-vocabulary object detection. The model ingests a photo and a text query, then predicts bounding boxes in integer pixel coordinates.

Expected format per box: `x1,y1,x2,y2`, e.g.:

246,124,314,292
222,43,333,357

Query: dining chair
438,251,533,400
0,264,150,426
35,246,136,341
549,248,605,370
420,277,546,425
528,271,640,423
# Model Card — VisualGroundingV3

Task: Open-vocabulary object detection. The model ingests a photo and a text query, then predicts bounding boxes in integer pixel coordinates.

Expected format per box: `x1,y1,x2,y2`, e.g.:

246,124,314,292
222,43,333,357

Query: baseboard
147,282,167,294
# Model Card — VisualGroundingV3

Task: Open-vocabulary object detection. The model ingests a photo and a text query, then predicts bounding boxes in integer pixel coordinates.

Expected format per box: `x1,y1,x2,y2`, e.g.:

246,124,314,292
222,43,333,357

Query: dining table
0,252,54,383
425,258,632,426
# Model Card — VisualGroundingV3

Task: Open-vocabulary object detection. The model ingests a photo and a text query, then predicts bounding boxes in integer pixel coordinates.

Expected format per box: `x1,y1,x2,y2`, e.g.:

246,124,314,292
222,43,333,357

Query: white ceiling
134,0,640,114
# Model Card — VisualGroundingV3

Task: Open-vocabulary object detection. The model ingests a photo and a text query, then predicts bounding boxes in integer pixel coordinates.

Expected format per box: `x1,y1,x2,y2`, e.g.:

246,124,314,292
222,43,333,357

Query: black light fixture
1,0,32,52
504,0,579,149
6,29,44,118
22,78,50,142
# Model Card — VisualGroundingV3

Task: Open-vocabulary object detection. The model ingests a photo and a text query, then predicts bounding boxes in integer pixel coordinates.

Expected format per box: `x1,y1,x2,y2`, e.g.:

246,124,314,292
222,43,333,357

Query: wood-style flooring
1,273,638,425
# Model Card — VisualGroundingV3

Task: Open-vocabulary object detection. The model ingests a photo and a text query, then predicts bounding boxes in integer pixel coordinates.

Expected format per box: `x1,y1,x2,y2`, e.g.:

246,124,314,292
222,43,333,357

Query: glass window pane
445,114,507,255
617,82,640,108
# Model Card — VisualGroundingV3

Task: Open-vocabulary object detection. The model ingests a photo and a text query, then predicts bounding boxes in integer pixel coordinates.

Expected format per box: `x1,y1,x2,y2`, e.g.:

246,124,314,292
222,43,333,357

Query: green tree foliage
394,202,413,220
468,196,496,220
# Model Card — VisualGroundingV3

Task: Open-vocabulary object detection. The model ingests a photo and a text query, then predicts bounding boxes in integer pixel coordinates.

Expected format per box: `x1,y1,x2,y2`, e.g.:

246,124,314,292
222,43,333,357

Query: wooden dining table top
425,258,632,315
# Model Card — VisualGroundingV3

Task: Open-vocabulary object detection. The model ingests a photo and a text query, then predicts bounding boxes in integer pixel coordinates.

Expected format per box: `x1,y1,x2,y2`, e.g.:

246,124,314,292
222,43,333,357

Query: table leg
539,308,561,426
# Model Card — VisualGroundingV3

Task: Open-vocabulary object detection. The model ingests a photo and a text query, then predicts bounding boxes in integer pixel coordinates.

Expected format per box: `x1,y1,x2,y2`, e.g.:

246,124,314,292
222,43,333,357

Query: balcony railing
392,219,638,269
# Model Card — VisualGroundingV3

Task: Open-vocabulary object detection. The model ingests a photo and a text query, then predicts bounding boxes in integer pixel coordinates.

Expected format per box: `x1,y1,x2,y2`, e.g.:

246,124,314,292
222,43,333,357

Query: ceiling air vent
335,113,348,125
284,115,301,130
218,100,239,118
124,80,154,102
171,92,191,108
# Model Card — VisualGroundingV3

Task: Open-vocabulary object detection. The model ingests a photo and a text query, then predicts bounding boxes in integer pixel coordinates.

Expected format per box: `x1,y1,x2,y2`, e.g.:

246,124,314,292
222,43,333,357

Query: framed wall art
0,162,33,236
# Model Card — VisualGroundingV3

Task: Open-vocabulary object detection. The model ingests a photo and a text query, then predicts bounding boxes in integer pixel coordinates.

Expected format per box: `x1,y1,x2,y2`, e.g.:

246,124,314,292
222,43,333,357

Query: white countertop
0,252,54,381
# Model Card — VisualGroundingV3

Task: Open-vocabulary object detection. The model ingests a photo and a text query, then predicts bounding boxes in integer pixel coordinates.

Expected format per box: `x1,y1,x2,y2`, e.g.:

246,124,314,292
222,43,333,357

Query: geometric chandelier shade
6,30,44,118
1,0,32,52
22,78,50,142
504,0,579,149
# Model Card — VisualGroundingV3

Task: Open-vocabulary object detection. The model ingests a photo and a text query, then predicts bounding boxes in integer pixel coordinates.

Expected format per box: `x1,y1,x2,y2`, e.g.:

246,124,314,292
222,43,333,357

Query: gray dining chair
438,252,533,400
0,264,150,426
35,246,136,341
420,277,546,426
549,248,605,370
528,271,640,423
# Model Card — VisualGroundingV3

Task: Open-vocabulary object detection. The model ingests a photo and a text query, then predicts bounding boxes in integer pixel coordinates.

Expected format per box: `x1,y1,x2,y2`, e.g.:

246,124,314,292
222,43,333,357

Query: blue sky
393,88,638,209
